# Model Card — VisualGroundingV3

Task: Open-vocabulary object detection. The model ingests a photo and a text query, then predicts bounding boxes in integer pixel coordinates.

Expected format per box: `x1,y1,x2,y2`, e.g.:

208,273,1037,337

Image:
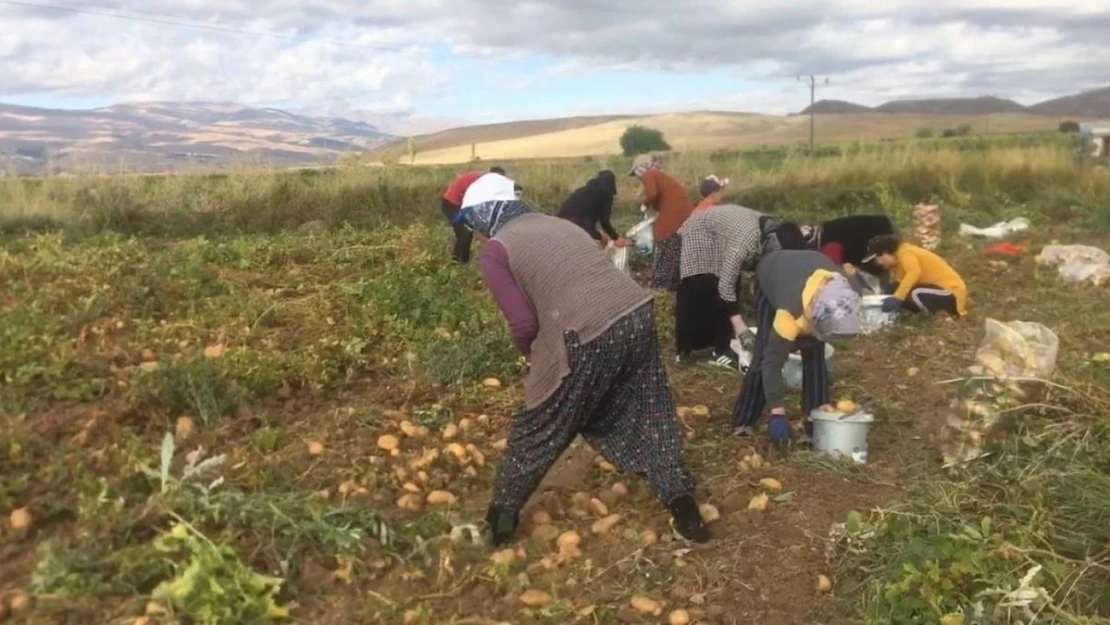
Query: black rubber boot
485,505,519,547
667,494,711,543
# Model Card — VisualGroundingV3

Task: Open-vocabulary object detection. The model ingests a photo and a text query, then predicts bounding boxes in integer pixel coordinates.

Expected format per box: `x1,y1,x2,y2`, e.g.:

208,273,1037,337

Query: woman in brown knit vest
452,172,711,546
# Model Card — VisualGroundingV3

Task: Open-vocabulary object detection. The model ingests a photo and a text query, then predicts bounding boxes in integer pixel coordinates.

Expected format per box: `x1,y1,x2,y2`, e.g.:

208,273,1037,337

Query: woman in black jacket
557,170,625,247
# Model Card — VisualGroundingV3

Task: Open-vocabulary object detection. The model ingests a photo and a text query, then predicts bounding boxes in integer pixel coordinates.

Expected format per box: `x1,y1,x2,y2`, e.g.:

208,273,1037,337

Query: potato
9,507,32,531
307,441,325,455
836,399,858,413
630,596,663,616
175,416,196,441
556,531,582,554
426,490,457,506
759,478,783,492
699,504,721,523
748,493,769,511
588,498,609,517
445,443,468,462
519,589,551,607
670,609,692,625
816,575,832,593
492,438,508,451
7,591,31,614
611,482,629,496
442,423,459,440
532,510,553,525
482,378,502,389
691,405,710,418
377,435,400,452
591,514,622,535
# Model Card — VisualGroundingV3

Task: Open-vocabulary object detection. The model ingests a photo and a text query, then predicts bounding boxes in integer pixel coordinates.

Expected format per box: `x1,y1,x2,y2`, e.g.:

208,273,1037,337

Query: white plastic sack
958,217,1031,238
974,318,1059,380
626,215,656,256
607,245,630,275
1035,244,1109,267
1058,262,1110,286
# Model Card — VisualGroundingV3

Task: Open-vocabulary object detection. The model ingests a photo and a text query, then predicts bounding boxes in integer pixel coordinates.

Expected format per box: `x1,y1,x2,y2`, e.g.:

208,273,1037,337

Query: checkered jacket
677,204,765,302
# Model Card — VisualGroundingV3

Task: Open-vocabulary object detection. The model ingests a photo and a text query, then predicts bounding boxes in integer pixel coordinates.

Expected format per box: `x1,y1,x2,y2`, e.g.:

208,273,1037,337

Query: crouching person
862,234,968,317
452,173,712,546
732,251,862,443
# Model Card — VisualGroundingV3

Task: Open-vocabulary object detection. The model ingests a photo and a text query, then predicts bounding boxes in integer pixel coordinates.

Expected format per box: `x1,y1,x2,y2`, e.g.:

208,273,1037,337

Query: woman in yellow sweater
862,234,968,316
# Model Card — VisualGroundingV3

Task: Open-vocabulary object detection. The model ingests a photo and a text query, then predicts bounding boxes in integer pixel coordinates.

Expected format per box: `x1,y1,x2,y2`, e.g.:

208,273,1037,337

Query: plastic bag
607,245,630,275
626,215,656,257
958,217,1031,238
974,318,1059,380
1035,244,1109,267
1058,262,1110,285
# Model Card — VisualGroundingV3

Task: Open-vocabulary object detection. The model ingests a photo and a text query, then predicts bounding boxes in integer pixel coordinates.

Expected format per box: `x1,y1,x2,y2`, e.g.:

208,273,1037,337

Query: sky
2,0,1109,126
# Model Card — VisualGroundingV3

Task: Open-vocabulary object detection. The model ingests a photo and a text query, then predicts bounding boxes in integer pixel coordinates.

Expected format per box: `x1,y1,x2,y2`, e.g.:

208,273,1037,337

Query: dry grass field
378,112,1072,164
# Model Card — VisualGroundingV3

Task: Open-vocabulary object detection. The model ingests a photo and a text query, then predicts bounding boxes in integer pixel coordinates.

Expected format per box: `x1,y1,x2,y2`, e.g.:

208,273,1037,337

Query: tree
1059,120,1080,133
915,127,935,139
620,125,671,157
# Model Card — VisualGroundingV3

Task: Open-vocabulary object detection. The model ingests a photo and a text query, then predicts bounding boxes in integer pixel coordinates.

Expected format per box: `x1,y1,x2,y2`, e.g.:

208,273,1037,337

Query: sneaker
667,495,711,543
708,350,741,371
733,425,756,437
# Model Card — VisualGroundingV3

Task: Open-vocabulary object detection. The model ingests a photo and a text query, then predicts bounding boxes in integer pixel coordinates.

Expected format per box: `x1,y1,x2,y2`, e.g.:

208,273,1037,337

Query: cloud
1,0,1108,116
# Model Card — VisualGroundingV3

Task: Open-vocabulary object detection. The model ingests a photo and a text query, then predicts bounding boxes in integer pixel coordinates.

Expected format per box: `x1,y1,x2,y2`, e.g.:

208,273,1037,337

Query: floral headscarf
629,154,661,178
810,275,861,340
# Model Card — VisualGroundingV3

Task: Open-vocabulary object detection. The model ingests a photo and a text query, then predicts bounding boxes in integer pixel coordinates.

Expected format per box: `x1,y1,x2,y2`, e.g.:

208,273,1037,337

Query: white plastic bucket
859,294,897,335
733,328,835,389
809,407,875,464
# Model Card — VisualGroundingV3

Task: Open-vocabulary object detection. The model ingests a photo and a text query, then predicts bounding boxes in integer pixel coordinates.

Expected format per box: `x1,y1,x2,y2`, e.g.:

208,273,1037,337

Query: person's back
494,213,651,406
643,169,693,240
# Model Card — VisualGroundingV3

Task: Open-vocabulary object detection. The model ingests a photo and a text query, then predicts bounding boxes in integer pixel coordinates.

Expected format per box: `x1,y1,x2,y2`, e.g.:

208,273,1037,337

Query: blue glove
768,416,791,445
880,296,901,313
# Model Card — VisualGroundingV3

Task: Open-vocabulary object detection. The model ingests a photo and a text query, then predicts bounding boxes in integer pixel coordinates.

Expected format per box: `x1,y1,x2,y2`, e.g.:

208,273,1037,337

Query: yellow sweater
890,243,968,315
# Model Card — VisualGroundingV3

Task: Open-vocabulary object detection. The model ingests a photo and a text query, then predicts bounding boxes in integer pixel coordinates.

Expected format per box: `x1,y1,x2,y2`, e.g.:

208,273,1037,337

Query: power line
0,0,393,51
798,74,830,152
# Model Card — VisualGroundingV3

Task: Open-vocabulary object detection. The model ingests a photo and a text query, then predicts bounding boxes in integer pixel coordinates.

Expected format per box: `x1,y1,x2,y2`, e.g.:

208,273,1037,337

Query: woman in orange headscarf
630,155,693,291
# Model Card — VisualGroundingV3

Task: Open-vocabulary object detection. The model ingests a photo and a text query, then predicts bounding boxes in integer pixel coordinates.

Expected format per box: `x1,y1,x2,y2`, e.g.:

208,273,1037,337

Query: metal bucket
734,328,835,389
859,294,897,335
809,407,875,464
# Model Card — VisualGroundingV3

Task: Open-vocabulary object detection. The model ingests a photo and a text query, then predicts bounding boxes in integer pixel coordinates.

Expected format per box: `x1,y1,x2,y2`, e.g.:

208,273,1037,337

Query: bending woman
557,170,624,247
630,155,693,291
453,173,711,546
800,214,896,274
732,251,862,443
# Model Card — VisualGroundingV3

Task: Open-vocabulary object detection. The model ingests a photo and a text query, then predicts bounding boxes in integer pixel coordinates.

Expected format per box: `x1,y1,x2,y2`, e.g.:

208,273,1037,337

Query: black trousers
440,199,473,264
675,274,734,356
731,286,830,429
891,282,959,315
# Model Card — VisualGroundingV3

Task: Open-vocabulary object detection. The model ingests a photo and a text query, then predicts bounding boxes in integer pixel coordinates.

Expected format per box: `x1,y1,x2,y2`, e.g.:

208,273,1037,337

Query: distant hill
800,100,875,115
0,101,396,174
374,114,638,162
1029,86,1110,117
875,96,1027,115
799,86,1110,117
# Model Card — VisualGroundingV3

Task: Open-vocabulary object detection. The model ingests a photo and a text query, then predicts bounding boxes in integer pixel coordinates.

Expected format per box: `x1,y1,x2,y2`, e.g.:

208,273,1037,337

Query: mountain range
0,101,467,174
800,86,1110,117
2,86,1107,174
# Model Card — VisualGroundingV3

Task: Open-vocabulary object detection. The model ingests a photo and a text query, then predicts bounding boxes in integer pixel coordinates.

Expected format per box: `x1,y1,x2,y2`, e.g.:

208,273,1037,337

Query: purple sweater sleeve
479,240,538,356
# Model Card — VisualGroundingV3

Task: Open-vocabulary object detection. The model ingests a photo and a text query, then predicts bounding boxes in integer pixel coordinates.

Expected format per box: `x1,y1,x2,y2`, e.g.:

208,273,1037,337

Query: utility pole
798,74,830,152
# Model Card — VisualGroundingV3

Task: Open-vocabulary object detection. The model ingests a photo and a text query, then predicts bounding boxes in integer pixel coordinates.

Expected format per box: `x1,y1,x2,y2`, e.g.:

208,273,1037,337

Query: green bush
620,125,671,157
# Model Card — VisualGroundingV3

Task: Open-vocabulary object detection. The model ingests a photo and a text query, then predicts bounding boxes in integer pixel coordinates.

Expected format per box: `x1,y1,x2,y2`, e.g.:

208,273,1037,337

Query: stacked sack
912,203,941,251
